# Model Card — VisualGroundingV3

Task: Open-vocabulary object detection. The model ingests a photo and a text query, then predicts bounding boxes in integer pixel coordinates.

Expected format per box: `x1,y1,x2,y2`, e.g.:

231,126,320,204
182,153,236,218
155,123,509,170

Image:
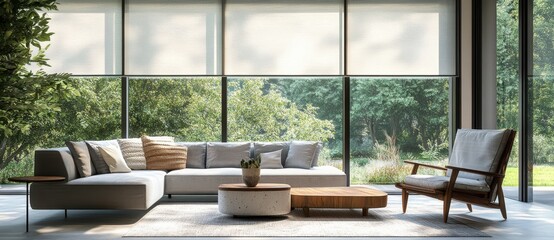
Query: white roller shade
225,0,343,75
126,0,221,75
45,0,122,75
348,0,456,75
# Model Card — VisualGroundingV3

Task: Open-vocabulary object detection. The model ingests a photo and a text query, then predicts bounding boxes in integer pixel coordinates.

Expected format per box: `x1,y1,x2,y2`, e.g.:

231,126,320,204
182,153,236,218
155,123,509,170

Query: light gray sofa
30,143,346,210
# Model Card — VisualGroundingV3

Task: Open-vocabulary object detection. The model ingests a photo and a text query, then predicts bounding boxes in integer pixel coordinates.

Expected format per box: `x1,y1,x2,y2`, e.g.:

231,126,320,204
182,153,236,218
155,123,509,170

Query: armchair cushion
448,129,512,184
404,175,491,192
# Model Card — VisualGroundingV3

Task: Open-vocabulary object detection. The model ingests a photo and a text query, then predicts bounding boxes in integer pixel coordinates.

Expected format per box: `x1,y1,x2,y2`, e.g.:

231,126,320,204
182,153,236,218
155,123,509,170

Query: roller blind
348,0,456,75
44,0,122,75
225,0,343,75
126,0,221,75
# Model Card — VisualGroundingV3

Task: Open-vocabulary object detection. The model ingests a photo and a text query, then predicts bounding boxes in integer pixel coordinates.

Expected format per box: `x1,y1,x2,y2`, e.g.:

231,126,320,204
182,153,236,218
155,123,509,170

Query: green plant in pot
240,155,261,187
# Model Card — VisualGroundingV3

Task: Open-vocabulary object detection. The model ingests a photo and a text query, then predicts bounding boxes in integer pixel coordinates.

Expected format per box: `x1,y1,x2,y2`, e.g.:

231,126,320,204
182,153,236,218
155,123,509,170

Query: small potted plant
240,155,261,187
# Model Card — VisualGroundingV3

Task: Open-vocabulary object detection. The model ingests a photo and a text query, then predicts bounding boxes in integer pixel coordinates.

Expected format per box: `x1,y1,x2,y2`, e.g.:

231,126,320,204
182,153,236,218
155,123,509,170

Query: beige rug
124,203,488,237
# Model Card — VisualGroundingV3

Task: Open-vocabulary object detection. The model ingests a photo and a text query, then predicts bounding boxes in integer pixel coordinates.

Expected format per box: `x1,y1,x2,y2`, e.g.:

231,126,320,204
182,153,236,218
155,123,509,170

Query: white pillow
260,150,283,169
98,145,131,173
284,141,319,169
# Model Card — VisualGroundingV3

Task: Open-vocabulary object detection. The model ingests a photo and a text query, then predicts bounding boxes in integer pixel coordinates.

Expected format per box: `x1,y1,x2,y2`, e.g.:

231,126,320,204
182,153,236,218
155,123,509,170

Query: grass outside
345,157,554,186
504,165,554,186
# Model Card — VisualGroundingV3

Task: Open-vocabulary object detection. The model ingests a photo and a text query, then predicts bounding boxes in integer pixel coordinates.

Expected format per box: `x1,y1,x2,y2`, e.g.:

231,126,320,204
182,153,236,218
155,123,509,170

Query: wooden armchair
395,129,516,223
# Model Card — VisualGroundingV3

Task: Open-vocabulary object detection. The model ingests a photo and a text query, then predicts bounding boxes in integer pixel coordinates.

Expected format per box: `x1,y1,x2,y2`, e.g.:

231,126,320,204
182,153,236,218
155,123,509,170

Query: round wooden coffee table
218,183,291,216
8,176,65,232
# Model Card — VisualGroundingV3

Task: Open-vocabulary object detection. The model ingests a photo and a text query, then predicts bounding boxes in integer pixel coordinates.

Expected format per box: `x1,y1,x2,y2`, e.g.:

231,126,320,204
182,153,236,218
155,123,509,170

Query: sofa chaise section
30,148,166,210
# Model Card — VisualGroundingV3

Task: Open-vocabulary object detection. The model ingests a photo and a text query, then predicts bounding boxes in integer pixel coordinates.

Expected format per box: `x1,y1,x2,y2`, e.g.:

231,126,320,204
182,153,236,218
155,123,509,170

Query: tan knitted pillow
141,136,187,170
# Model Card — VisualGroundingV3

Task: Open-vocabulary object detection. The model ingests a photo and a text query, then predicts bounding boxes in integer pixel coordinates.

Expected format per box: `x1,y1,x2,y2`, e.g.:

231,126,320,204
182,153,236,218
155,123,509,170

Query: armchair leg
443,197,452,223
498,186,508,220
466,204,472,212
401,189,409,213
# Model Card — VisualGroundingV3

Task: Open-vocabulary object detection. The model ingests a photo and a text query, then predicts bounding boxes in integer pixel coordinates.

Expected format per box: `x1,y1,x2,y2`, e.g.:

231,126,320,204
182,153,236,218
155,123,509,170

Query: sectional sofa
30,141,346,210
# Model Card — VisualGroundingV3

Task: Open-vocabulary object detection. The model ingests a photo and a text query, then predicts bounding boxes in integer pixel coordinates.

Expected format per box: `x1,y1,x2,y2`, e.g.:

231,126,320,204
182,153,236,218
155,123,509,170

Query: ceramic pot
242,168,260,187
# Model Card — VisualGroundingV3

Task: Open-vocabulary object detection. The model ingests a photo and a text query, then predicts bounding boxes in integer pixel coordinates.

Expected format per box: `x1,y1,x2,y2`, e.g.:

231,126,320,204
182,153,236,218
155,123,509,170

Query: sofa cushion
165,166,346,194
176,142,207,168
86,140,119,174
66,141,95,177
99,145,131,173
404,174,491,192
253,142,289,167
260,149,283,169
142,136,187,171
206,142,251,168
284,141,319,169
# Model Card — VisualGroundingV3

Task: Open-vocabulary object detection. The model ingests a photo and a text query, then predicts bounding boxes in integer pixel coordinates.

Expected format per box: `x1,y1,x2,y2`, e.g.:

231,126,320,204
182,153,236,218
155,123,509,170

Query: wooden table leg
303,207,310,217
362,208,368,216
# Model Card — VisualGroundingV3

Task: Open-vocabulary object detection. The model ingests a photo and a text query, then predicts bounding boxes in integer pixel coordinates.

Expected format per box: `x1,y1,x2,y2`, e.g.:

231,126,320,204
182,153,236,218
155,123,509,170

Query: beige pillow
142,135,187,171
118,137,173,170
98,145,131,173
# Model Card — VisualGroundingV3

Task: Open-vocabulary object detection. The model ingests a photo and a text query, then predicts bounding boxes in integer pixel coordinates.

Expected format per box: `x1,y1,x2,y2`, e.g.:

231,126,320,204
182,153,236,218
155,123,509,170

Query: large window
1,77,121,183
227,77,343,166
496,0,554,202
350,78,450,184
2,0,459,183
496,0,520,198
528,0,554,201
129,77,221,141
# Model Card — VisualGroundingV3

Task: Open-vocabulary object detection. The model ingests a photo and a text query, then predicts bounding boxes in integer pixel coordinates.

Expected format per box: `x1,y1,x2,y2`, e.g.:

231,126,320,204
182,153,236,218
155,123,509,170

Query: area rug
124,203,488,237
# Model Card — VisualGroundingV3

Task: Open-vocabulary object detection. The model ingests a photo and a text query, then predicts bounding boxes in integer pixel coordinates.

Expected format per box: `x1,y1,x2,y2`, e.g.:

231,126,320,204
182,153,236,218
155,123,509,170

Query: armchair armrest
445,165,504,178
404,160,447,174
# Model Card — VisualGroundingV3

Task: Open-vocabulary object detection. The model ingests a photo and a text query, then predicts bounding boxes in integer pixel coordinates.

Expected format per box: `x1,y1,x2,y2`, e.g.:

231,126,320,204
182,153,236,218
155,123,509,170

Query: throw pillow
253,142,289,167
86,140,119,174
117,138,145,170
142,136,187,171
175,142,207,168
98,145,131,173
206,142,251,168
284,141,319,169
311,142,323,167
260,149,283,169
118,137,173,170
66,141,96,177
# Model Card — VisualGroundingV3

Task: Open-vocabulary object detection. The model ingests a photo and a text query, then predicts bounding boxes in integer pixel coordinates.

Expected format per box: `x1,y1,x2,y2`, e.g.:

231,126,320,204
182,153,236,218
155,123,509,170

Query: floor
0,187,553,240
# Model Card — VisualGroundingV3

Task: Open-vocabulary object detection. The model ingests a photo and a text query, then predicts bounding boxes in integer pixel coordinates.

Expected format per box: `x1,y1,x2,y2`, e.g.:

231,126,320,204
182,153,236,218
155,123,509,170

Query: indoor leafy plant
240,155,261,187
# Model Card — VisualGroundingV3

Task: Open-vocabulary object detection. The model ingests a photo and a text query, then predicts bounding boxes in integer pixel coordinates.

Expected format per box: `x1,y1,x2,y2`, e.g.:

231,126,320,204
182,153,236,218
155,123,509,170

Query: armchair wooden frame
395,130,516,223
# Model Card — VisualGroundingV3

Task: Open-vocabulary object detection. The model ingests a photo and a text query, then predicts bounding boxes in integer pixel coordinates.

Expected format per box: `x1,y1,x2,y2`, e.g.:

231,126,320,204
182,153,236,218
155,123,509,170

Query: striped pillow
118,137,173,170
118,138,146,170
141,136,187,171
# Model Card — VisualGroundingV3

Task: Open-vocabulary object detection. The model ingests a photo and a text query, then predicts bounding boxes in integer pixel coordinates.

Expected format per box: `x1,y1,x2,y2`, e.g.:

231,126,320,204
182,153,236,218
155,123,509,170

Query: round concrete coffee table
218,183,291,216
